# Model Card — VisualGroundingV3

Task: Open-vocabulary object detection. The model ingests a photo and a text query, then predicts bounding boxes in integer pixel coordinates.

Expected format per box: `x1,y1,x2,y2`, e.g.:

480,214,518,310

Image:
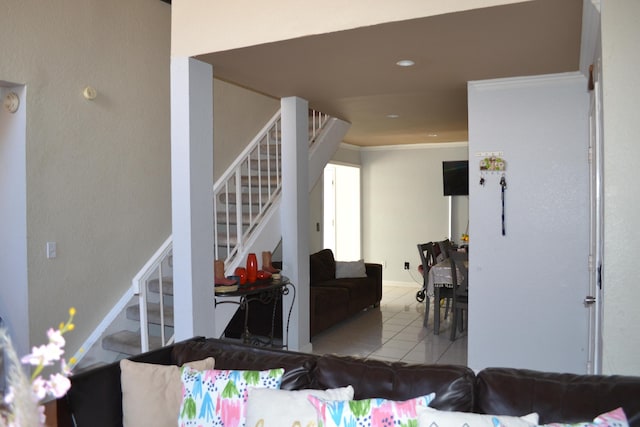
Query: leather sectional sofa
309,249,382,337
56,337,640,427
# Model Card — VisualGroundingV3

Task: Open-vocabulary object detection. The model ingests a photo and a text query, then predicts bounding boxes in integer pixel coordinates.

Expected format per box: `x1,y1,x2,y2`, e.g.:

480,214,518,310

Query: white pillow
245,385,354,427
418,406,539,427
335,260,367,278
120,357,214,427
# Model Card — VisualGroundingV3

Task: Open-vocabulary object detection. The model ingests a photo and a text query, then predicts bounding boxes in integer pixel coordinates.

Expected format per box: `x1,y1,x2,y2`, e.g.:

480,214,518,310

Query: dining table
425,254,468,334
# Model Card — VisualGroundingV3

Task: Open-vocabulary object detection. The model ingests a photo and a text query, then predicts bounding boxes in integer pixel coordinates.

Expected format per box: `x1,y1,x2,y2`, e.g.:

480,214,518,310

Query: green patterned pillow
308,392,435,427
178,366,284,427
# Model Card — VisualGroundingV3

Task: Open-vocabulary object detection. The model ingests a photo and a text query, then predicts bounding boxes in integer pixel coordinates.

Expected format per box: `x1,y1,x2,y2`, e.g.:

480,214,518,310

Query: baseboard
383,281,420,288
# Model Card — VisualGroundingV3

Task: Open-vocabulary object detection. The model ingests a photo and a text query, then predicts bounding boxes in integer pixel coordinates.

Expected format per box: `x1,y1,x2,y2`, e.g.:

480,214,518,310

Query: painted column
170,57,215,340
281,97,311,351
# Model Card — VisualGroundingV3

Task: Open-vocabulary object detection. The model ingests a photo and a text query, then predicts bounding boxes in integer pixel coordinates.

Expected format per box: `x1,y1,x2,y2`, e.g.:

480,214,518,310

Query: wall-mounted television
442,160,469,196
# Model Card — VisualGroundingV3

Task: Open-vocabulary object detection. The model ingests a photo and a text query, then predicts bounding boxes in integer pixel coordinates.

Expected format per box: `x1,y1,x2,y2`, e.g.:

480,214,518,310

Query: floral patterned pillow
308,392,435,427
178,366,284,427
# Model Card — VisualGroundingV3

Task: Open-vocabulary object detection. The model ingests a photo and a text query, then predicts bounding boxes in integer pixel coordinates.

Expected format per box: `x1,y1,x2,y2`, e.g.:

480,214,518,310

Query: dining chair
416,242,434,327
417,242,452,331
436,239,454,261
447,250,469,341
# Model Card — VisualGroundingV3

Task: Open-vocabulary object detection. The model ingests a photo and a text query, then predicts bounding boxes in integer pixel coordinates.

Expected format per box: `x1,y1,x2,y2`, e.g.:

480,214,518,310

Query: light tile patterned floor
310,284,467,365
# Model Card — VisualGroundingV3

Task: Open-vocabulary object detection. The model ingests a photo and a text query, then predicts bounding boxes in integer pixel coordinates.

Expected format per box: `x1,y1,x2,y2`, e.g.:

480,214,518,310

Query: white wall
361,143,468,284
600,0,640,375
467,73,590,373
1,0,172,355
0,85,28,357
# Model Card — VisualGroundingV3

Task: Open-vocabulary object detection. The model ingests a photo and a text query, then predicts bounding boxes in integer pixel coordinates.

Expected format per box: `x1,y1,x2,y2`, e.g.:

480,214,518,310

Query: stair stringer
308,117,351,191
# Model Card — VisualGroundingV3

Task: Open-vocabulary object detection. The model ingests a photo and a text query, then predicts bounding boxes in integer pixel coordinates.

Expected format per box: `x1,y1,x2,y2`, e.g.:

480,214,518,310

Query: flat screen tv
442,160,469,196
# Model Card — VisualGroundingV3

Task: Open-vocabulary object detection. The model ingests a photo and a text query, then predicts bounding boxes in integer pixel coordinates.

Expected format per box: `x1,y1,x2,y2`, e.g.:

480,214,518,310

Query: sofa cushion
335,259,367,278
311,355,475,412
310,249,336,285
308,392,435,427
171,339,317,390
120,357,214,427
476,368,640,427
310,286,350,336
245,385,354,427
178,366,284,427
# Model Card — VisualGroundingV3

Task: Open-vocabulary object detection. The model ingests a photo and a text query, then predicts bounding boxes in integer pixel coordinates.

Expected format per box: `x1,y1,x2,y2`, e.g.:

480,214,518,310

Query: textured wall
1,0,172,357
601,0,640,375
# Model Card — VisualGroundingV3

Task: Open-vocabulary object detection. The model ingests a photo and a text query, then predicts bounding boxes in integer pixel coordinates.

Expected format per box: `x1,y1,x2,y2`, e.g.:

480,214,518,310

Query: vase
234,267,247,285
246,253,258,283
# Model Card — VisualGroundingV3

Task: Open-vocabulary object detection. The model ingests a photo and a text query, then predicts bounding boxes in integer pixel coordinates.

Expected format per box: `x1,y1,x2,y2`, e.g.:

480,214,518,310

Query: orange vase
246,253,258,283
234,267,247,285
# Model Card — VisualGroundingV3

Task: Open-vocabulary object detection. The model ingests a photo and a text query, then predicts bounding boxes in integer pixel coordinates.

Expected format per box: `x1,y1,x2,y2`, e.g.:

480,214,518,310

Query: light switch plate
46,242,57,259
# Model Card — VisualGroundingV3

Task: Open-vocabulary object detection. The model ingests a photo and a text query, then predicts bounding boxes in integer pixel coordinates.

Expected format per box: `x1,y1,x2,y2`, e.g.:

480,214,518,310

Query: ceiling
197,0,583,147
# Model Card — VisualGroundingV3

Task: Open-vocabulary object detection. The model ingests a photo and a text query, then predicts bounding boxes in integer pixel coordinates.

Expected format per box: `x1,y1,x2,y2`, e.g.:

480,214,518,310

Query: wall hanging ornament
500,174,507,236
478,155,508,236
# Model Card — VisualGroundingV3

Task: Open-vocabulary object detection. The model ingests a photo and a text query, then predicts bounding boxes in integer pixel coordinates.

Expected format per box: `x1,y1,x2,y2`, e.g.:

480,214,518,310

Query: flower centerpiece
1,308,76,427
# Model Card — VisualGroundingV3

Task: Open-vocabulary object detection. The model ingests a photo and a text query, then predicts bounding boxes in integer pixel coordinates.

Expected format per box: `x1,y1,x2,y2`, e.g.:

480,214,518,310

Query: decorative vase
246,253,258,283
234,267,247,285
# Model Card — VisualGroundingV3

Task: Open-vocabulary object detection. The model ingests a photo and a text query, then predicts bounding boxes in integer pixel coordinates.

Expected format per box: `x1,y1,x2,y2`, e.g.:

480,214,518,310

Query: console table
215,277,294,348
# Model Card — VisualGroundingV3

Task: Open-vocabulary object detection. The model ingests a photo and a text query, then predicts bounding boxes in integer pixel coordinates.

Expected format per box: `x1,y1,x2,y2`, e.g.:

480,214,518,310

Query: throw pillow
335,260,367,279
245,385,354,427
178,366,285,427
308,392,435,427
539,407,628,427
417,406,539,427
120,357,215,427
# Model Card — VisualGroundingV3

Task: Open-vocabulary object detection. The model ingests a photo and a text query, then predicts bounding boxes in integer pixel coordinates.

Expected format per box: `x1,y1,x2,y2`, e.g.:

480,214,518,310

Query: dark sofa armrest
476,368,640,427
60,337,205,427
365,262,383,303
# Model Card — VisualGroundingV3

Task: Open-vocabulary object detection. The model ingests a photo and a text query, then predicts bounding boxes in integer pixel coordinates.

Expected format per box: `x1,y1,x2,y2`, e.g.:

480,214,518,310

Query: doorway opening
323,163,361,261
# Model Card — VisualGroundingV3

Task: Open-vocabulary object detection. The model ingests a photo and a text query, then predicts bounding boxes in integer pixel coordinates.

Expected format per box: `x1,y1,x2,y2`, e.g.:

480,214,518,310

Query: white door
323,163,361,260
587,59,604,374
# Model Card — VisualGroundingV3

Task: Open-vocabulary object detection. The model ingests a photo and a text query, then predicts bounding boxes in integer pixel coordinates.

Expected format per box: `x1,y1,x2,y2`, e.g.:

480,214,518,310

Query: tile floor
310,284,467,365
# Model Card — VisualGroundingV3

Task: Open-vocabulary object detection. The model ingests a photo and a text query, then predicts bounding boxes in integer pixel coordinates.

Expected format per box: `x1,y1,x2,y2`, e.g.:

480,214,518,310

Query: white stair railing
133,235,173,353
213,108,332,267
135,109,332,352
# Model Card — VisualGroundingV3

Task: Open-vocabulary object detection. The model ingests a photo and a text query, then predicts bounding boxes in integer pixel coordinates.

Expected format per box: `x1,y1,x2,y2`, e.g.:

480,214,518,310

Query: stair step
102,330,163,356
126,303,174,327
147,277,173,296
215,212,251,226
240,175,280,186
248,158,279,170
219,192,265,205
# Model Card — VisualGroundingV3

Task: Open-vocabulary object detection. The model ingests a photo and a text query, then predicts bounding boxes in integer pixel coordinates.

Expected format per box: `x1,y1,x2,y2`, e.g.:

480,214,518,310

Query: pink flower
48,373,71,398
20,342,63,367
47,328,66,347
31,376,48,401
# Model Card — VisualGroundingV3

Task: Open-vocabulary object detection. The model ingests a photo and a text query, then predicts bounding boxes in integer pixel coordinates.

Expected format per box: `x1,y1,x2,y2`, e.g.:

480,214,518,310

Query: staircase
74,108,348,367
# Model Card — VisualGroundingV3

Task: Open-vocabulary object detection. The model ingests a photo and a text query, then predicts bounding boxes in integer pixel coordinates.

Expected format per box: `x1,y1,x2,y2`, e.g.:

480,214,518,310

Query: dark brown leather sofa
309,249,382,337
56,337,640,427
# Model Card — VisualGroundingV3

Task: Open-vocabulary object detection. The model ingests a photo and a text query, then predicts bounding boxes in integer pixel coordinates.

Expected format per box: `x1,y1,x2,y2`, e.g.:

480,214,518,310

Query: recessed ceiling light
396,59,415,67
427,133,439,137
386,114,400,119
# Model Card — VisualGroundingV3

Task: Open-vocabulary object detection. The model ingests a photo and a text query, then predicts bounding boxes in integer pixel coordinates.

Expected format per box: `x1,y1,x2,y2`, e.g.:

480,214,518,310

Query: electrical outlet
404,261,410,270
